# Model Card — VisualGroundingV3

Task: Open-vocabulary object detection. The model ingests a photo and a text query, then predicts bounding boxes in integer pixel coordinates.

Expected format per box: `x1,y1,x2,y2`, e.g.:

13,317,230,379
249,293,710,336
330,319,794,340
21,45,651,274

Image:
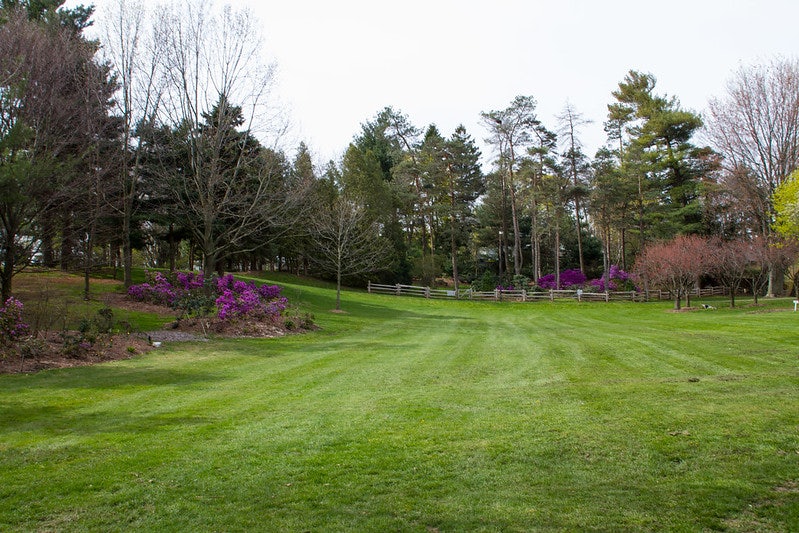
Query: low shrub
0,297,29,346
128,271,288,323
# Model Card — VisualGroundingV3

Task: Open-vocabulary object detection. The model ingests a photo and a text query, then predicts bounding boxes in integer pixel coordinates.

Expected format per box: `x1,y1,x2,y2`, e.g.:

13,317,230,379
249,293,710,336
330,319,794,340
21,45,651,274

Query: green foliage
470,269,498,291
511,274,530,289
605,70,713,244
281,306,314,331
73,306,115,348
773,169,799,239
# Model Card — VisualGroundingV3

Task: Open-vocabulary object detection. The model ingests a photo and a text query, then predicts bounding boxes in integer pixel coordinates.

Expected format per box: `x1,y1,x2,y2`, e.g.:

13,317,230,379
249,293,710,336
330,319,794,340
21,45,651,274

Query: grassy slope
1,274,798,531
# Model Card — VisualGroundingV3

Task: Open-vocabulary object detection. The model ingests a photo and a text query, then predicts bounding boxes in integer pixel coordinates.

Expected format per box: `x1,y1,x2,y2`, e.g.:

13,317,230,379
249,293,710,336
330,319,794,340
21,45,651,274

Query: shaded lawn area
1,281,798,531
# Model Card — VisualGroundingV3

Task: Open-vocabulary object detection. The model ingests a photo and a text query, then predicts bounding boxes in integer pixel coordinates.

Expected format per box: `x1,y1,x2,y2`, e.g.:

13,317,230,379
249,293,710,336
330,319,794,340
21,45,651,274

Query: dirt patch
0,332,153,374
102,292,177,319
157,317,291,339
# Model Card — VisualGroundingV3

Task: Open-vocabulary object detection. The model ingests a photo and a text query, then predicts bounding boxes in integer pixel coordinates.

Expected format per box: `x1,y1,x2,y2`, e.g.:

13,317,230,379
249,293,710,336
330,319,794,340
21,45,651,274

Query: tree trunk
448,169,459,296
554,214,561,289
603,224,611,291
123,195,133,288
41,213,55,268
508,181,522,276
767,267,784,297
1,241,15,303
60,215,73,271
168,223,176,272
574,199,584,274
336,274,342,310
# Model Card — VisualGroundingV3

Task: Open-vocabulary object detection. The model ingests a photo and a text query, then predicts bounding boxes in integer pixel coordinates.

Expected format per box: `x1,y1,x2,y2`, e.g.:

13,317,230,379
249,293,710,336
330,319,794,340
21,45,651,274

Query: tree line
2,0,799,306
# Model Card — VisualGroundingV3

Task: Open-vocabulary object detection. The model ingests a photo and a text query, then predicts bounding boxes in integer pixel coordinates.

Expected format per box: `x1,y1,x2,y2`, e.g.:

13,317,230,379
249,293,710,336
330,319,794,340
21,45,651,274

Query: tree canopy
0,0,797,302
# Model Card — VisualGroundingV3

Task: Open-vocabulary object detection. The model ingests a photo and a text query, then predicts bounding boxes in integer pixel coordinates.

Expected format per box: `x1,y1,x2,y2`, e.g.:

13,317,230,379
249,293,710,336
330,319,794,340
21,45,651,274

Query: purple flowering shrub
127,271,181,306
589,265,637,291
128,271,286,322
214,274,287,321
0,297,29,344
537,269,587,290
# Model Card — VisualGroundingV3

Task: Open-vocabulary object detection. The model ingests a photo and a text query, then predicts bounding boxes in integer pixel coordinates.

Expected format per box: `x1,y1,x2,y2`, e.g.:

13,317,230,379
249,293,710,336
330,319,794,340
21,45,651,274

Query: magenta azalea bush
215,274,287,321
589,265,636,292
0,297,29,344
537,269,587,290
128,271,286,322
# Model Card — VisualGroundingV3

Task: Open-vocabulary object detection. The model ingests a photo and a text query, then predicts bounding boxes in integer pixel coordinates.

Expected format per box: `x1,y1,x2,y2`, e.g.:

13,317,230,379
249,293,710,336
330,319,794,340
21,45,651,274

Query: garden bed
0,331,152,374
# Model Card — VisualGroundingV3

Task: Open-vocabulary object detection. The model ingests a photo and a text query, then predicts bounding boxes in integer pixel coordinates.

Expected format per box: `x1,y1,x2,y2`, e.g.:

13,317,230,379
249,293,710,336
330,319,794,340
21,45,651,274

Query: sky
77,0,799,168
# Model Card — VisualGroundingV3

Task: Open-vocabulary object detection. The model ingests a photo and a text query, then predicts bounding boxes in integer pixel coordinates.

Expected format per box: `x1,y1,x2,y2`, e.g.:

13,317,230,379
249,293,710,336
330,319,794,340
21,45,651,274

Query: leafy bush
69,307,118,354
470,271,499,292
512,275,530,290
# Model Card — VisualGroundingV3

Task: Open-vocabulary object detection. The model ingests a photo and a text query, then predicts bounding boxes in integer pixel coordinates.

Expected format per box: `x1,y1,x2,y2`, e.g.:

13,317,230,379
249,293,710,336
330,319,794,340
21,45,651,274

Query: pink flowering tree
635,235,712,309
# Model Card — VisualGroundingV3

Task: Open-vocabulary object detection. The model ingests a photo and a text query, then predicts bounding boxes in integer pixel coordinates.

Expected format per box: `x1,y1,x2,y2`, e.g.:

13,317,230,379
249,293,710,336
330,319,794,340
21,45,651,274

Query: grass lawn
1,273,798,531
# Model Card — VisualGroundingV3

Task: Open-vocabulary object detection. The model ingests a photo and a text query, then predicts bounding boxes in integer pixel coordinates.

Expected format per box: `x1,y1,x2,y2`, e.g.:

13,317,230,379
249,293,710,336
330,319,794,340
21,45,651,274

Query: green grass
1,275,798,531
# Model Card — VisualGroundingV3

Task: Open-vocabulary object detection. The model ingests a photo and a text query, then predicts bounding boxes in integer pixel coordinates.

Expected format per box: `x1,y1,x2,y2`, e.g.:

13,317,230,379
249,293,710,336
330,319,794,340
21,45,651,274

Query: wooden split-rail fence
367,282,728,303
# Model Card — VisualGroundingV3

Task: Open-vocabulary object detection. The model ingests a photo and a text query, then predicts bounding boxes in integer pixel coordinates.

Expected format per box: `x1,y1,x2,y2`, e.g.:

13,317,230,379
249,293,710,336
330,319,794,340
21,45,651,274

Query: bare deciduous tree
100,0,166,286
310,197,391,311
152,0,298,274
705,57,799,295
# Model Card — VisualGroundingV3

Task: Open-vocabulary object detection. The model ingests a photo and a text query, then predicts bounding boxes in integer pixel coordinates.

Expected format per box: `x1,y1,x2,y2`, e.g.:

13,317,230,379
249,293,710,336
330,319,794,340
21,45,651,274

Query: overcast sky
81,0,799,167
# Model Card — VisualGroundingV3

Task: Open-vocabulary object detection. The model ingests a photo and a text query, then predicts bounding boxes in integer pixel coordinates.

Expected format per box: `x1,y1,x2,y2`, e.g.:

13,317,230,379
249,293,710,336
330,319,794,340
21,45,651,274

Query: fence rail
367,282,728,303
654,286,728,300
367,282,647,302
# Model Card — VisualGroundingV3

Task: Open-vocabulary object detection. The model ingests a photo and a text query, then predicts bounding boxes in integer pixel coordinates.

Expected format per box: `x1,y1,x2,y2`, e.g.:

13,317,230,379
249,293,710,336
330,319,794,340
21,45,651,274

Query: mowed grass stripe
0,286,798,531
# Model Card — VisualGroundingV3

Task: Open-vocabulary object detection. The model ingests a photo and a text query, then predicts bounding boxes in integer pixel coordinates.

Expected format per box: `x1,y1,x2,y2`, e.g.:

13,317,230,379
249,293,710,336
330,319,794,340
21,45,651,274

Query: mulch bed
0,331,153,374
1,293,312,375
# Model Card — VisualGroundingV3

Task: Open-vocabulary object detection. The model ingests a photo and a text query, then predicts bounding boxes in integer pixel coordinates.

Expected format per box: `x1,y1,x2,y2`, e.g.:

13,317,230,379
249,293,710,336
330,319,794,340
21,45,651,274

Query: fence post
396,283,401,296
522,289,527,302
425,286,431,299
549,290,554,302
605,291,609,302
368,281,371,293
494,288,500,301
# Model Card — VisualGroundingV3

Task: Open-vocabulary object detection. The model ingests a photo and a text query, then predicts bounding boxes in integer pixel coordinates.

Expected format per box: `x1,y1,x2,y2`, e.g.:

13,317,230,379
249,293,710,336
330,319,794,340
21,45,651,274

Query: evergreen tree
606,70,712,253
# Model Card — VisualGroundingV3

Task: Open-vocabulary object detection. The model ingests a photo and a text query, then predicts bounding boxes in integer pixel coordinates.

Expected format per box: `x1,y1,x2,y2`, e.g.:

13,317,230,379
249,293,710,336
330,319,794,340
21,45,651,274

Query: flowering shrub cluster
0,297,29,344
128,271,286,322
537,269,587,290
215,275,287,321
126,271,180,306
589,265,636,291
